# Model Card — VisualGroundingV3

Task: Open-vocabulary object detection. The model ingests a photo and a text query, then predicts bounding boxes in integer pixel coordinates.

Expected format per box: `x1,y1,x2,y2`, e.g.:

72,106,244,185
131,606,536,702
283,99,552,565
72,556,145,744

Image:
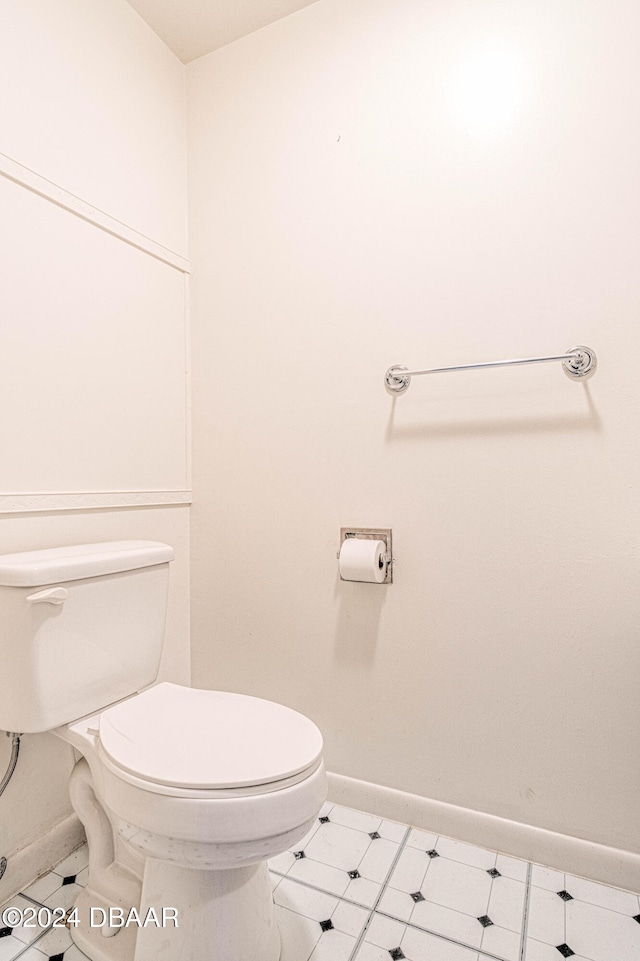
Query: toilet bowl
0,541,327,961
56,682,326,961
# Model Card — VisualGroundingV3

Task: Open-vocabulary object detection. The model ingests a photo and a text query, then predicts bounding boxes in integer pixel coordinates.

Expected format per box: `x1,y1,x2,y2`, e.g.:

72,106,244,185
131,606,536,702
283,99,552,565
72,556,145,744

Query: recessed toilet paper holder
338,528,393,583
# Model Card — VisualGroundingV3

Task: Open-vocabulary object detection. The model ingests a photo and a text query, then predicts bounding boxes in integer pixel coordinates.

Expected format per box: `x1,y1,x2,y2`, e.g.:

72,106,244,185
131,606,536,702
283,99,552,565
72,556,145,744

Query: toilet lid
98,682,323,790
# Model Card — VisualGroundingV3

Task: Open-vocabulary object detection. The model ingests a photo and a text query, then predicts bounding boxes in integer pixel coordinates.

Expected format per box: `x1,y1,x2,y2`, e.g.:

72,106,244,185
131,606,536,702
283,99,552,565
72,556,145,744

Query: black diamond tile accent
319,919,334,932
410,891,425,902
319,816,330,823
49,954,65,961
62,875,77,886
348,870,360,879
487,868,501,878
0,927,12,938
477,915,494,927
293,850,306,860
557,890,573,901
369,831,381,840
556,946,575,958
633,914,640,924
389,949,406,960
426,849,439,858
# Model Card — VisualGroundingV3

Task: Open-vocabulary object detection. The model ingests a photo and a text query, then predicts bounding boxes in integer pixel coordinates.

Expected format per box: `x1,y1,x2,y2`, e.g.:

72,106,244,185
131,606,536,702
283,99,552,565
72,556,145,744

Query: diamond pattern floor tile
354,913,484,961
269,803,408,908
274,876,369,961
378,832,527,960
525,869,640,961
9,804,639,961
0,895,56,960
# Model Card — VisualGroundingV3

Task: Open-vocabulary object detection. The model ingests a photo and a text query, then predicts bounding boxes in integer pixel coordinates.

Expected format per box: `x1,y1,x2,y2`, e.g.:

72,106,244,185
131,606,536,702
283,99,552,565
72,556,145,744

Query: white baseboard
0,813,85,904
327,772,640,893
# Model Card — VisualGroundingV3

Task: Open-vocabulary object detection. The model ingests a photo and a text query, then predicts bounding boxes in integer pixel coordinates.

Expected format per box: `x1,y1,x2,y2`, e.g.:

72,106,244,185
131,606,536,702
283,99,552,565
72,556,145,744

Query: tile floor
1,801,639,961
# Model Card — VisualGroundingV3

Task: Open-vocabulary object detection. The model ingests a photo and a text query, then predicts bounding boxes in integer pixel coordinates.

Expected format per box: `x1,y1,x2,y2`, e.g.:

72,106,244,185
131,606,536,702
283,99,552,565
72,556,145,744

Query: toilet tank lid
0,541,174,587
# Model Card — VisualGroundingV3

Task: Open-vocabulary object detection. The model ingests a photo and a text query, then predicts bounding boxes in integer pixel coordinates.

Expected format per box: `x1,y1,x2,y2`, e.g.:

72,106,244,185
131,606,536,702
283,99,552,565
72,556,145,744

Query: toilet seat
97,682,323,794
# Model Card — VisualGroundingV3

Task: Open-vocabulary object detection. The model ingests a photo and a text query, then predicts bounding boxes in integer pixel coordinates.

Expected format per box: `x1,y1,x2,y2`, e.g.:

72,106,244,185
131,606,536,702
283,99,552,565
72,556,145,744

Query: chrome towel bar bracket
384,345,597,395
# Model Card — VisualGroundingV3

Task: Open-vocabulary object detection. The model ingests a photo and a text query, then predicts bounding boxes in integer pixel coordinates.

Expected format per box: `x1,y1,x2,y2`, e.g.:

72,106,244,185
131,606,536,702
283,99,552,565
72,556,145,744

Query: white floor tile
304,822,373,872
0,894,49,947
276,877,368,932
379,820,409,844
531,865,640,913
565,899,640,961
496,854,529,883
328,806,383,834
42,881,84,913
20,871,63,904
274,879,345,923
527,885,566,944
7,948,48,961
307,927,358,961
270,849,297,873
377,885,414,922
28,920,74,956
409,899,483,948
420,857,492,916
324,808,404,844
331,899,369,938
357,838,399,885
479,920,522,961
384,836,526,959
363,913,406,950
356,913,484,961
402,925,484,961
343,876,380,908
488,874,527,930
387,846,432,894
406,828,439,851
287,855,351,897
525,876,640,961
351,943,392,961
51,845,89,880
565,875,640,915
275,881,367,961
0,934,34,961
277,814,403,906
434,837,496,871
531,864,565,892
517,938,562,961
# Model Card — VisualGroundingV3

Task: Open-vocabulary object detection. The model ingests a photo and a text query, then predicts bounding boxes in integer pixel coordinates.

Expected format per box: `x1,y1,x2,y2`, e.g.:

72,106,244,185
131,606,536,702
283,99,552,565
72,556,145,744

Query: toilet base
70,860,281,961
69,888,138,961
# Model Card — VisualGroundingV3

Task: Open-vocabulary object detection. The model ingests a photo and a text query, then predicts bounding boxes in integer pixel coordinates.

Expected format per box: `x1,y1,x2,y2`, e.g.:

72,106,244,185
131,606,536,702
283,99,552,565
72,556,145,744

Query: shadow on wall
333,576,387,667
384,383,601,442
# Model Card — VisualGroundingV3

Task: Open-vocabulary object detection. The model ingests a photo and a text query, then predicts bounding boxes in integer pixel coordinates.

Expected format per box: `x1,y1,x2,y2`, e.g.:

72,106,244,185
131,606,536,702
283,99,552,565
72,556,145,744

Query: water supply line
0,732,22,797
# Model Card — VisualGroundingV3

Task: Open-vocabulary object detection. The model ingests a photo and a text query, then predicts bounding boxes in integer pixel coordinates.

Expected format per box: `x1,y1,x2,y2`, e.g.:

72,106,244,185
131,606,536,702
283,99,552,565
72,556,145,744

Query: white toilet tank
0,541,174,733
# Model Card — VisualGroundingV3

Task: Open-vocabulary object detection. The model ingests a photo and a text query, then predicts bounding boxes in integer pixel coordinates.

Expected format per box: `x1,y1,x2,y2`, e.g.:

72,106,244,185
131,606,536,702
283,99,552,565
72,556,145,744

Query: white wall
0,0,187,254
0,0,189,899
0,174,188,496
188,0,640,856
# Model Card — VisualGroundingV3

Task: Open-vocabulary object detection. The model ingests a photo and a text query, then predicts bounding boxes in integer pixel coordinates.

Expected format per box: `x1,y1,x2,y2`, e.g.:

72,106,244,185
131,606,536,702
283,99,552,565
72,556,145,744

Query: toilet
0,541,326,961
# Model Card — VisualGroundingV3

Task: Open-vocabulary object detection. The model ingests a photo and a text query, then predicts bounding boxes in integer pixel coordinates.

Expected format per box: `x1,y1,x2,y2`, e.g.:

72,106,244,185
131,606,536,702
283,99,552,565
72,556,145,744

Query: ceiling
126,0,320,63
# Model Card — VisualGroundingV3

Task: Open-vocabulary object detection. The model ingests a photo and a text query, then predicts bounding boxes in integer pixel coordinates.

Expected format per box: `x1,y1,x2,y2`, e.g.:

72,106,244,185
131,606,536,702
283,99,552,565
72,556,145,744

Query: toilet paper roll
339,538,387,583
